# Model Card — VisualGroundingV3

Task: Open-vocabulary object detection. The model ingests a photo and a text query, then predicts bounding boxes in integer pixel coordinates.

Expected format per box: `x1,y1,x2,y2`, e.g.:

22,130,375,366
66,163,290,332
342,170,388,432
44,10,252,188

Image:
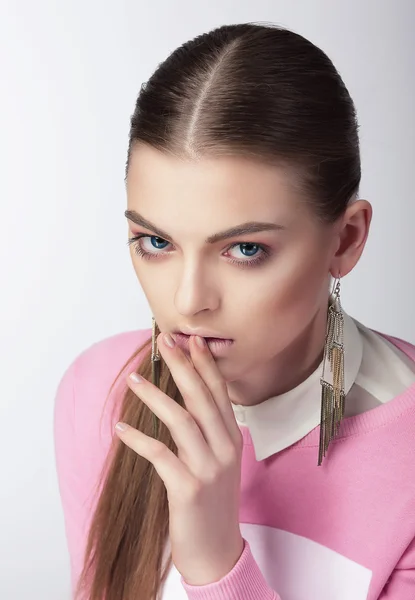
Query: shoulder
53,329,151,587
354,317,415,364
74,328,151,375
53,328,151,451
79,328,151,380
55,328,151,396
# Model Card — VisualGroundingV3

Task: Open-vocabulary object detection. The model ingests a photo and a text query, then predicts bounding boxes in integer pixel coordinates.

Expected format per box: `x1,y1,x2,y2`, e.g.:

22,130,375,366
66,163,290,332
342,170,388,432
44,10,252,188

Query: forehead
126,144,302,233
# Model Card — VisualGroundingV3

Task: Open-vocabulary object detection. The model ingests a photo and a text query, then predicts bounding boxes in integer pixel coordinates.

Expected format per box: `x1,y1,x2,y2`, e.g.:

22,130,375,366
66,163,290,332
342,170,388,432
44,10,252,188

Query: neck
227,304,328,407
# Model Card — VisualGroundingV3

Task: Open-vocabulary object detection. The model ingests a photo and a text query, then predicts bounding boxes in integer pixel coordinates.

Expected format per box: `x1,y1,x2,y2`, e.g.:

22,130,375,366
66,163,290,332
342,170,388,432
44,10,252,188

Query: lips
172,333,232,342
171,332,233,354
179,334,229,341
174,327,231,339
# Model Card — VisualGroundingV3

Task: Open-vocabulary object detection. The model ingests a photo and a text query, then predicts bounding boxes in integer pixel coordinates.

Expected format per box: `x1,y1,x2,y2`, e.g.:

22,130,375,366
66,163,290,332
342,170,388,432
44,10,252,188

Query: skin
115,143,373,586
125,143,372,406
116,335,246,585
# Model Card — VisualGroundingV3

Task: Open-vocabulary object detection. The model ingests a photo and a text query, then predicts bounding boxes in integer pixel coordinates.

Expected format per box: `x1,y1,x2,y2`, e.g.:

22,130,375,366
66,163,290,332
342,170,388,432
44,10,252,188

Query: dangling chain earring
318,273,345,466
151,317,161,437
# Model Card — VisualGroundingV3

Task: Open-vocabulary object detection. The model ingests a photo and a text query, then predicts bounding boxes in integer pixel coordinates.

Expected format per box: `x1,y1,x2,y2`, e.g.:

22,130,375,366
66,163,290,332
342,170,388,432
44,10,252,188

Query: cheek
131,261,160,307
249,246,329,331
132,262,179,325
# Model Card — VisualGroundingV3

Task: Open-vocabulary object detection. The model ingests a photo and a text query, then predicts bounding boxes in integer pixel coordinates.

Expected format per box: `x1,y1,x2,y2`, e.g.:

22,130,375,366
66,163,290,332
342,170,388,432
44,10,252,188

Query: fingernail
164,333,175,348
115,422,128,431
195,335,206,348
129,372,143,383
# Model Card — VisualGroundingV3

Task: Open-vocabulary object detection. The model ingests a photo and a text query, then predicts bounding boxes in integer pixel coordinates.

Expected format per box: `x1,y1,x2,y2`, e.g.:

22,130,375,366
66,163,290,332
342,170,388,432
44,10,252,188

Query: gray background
0,0,414,598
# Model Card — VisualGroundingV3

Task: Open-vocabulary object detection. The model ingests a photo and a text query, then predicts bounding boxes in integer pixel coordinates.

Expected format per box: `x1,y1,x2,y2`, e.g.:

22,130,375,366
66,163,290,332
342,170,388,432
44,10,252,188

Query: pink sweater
54,329,415,599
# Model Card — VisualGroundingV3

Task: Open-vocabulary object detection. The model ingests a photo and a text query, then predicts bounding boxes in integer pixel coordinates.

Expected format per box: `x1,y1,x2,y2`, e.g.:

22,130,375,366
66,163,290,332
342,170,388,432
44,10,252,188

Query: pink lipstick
172,333,233,357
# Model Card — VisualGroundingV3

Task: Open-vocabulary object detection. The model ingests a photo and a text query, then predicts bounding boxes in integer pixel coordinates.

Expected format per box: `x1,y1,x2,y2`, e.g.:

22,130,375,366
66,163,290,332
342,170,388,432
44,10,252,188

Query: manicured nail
115,422,128,431
129,372,143,383
164,333,175,348
195,335,206,348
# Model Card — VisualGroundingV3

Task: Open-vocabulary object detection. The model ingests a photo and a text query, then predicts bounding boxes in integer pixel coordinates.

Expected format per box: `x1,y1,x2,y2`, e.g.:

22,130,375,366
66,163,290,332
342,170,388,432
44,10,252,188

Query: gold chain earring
318,274,345,466
151,316,161,437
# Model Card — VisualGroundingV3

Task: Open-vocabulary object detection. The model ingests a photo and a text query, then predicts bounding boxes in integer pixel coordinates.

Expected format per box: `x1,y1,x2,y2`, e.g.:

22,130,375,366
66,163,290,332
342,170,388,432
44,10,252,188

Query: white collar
231,311,363,461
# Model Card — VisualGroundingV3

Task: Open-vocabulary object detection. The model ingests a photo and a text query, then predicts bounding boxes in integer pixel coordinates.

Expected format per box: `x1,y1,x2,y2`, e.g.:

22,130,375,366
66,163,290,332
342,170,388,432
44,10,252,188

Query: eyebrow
124,210,286,244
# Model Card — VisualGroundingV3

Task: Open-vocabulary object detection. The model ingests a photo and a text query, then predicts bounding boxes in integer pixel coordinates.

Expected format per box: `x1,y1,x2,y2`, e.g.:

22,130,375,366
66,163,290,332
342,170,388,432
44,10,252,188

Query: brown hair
75,22,361,600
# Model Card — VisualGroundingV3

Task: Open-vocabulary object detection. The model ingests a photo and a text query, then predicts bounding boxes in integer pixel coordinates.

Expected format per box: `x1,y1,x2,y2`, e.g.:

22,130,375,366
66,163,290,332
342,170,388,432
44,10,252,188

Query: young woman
54,22,415,600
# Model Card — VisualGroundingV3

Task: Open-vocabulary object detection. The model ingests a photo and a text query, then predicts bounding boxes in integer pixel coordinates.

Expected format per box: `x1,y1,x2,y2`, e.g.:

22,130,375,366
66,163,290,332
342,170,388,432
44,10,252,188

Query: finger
114,422,195,498
189,336,242,448
157,333,235,458
126,372,213,472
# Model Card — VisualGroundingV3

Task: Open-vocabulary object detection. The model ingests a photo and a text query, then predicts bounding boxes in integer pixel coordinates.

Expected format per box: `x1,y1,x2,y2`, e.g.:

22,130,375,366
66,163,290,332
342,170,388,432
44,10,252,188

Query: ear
330,199,373,278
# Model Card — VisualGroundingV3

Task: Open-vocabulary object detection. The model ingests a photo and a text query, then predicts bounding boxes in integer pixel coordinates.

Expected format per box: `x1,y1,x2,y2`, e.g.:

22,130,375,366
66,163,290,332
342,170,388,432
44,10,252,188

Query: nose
174,260,220,317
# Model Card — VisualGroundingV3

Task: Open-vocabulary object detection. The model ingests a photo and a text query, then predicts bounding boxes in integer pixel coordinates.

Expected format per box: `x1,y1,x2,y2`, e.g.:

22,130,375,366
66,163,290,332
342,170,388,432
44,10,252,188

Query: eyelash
127,234,271,269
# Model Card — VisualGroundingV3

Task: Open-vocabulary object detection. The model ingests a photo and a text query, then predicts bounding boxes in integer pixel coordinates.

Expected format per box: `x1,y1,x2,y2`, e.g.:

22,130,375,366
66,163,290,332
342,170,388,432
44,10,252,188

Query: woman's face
126,144,339,384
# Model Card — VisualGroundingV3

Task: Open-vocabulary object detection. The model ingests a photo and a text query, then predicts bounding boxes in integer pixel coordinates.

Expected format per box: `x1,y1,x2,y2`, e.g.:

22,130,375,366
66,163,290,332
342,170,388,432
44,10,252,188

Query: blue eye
127,234,271,268
238,243,259,256
149,236,169,250
127,234,171,258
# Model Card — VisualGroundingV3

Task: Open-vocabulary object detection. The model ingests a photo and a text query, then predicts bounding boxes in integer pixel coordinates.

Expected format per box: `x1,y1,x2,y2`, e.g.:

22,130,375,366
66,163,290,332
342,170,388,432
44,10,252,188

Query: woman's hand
114,332,245,586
